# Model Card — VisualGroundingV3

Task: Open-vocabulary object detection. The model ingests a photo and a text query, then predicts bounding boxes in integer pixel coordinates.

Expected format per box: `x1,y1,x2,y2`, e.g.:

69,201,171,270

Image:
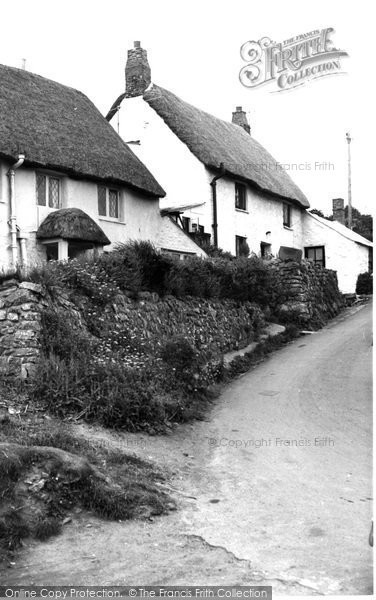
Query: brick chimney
125,41,151,98
232,106,251,134
332,198,345,225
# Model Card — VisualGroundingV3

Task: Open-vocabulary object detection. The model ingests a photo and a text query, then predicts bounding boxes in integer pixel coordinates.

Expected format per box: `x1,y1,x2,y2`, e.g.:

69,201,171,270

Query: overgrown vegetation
0,405,174,556
25,241,281,307
3,242,311,433
18,242,285,431
356,272,373,295
30,305,222,431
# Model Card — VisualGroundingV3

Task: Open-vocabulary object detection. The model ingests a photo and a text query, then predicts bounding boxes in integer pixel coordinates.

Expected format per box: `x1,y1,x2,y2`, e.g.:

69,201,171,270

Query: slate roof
307,212,373,247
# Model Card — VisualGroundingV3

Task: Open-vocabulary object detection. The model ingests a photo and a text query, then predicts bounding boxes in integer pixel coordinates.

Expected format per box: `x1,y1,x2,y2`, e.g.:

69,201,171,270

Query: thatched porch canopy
36,208,110,245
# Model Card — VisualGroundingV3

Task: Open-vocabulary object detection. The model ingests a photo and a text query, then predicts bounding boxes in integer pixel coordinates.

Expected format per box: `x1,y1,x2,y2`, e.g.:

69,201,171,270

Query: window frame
235,235,248,257
304,245,326,268
36,173,62,209
283,203,292,228
235,182,247,211
97,186,121,221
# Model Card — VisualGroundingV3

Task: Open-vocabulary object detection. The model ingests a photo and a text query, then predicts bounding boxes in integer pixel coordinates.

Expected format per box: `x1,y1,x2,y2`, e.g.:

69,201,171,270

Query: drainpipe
210,162,225,248
7,154,25,267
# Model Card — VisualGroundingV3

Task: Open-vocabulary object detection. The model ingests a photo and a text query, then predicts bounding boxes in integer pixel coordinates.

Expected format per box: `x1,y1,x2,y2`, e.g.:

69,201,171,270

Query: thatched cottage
106,42,372,293
0,63,205,271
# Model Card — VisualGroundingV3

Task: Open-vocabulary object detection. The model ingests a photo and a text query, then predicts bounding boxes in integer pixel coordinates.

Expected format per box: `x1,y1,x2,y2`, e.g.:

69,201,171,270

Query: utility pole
346,132,352,230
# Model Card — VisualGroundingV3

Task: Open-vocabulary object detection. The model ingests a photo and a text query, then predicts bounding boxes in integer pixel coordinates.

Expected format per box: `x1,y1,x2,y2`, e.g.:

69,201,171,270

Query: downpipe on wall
7,154,25,268
210,162,225,248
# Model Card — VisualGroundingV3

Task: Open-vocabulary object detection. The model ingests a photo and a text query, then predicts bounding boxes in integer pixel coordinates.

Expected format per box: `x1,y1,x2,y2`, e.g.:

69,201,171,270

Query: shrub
28,259,120,305
122,241,172,296
160,336,196,372
40,309,94,361
98,247,142,297
165,258,221,298
356,272,373,295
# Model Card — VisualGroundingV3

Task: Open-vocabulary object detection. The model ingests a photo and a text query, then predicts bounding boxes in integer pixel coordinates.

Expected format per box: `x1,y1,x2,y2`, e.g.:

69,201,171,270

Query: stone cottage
0,63,205,271
106,42,372,293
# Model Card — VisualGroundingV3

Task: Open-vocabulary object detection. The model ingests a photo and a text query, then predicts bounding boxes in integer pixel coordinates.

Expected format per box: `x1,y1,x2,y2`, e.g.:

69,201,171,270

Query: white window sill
283,225,293,231
98,217,125,224
235,208,249,214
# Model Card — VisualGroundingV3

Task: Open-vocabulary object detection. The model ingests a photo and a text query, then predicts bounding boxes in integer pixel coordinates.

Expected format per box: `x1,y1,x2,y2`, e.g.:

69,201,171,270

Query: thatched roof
143,85,309,208
36,208,111,245
0,64,164,198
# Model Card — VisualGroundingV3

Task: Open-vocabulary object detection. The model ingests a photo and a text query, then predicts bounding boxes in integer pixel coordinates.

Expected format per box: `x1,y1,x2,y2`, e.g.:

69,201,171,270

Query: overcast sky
0,0,373,215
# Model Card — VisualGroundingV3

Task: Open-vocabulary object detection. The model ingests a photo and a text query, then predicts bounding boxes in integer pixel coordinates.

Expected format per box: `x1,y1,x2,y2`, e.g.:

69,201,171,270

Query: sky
0,0,373,215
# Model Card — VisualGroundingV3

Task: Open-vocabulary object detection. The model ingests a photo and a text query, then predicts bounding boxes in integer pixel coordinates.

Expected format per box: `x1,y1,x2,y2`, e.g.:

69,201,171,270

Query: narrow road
4,303,373,594
178,301,373,594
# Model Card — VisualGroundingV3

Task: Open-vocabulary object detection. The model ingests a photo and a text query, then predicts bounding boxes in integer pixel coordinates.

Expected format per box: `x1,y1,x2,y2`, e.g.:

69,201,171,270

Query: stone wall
0,259,345,378
0,280,46,378
0,282,265,379
271,259,345,328
111,292,264,356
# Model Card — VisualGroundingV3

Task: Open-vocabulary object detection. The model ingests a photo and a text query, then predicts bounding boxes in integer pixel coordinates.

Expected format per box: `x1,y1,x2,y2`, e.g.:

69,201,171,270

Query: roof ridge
0,63,165,197
143,83,309,207
0,62,88,98
306,211,373,247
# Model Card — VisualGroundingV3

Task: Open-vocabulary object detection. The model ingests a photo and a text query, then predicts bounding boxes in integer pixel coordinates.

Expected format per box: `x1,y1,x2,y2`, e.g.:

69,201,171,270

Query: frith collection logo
239,28,348,92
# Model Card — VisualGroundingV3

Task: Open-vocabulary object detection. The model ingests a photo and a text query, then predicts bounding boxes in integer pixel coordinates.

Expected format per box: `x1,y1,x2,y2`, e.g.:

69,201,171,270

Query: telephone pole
346,132,352,230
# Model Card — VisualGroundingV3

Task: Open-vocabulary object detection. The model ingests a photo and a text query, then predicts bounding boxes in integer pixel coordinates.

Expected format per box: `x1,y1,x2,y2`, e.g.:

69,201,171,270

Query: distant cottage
0,63,205,270
106,42,372,293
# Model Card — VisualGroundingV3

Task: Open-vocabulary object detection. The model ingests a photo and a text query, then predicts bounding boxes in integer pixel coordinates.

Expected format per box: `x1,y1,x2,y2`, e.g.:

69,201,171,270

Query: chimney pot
134,41,141,48
236,106,242,112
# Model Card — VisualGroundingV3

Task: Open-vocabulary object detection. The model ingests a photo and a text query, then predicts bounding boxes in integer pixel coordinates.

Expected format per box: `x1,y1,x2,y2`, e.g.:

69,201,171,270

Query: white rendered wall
303,213,370,293
0,161,162,270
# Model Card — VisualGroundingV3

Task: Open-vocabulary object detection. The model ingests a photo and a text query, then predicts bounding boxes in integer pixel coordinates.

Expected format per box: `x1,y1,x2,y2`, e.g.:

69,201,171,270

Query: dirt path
2,304,372,594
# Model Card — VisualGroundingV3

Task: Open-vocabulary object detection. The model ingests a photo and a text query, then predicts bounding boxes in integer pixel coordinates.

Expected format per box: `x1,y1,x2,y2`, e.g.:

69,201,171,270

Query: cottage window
283,203,291,227
235,235,248,257
235,183,247,211
305,246,325,267
97,186,120,219
36,174,61,208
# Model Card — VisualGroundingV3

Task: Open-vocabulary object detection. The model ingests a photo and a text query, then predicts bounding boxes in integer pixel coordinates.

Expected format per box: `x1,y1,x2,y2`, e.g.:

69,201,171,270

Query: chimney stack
232,106,251,134
125,41,151,98
332,198,345,225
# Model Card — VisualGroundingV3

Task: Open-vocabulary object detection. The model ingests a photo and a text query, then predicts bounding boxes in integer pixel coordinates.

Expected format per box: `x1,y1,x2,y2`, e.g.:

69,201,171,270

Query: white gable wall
303,213,370,293
117,97,305,256
117,96,211,212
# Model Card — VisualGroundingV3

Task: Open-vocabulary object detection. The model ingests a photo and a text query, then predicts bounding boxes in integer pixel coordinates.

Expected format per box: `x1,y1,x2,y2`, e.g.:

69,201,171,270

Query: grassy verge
224,324,301,378
0,396,175,558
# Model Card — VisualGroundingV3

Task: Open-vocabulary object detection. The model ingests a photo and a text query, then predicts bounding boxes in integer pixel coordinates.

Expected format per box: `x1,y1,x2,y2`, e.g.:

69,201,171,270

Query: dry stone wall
0,280,46,378
271,259,345,327
0,259,345,378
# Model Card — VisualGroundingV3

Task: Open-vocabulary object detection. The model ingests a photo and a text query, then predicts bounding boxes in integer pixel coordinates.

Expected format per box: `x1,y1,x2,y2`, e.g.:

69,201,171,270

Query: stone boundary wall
0,280,46,378
110,292,264,357
270,259,345,327
0,282,265,379
0,259,345,378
